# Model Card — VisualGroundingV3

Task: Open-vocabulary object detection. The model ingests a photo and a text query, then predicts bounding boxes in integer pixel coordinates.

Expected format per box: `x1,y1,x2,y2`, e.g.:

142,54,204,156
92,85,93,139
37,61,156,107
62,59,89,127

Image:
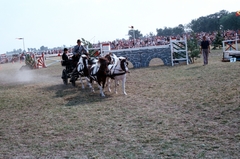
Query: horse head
98,57,110,74
119,56,129,73
104,52,115,64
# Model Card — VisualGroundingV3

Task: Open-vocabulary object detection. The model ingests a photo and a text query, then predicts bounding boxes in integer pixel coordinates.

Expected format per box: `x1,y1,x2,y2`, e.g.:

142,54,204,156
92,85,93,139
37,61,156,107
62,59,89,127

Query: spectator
200,36,210,66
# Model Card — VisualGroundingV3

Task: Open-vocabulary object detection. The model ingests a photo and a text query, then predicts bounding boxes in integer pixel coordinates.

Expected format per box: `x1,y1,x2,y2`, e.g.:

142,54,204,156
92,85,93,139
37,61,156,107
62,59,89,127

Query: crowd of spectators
191,30,239,45
25,29,240,55
90,29,239,50
1,30,238,64
91,36,172,50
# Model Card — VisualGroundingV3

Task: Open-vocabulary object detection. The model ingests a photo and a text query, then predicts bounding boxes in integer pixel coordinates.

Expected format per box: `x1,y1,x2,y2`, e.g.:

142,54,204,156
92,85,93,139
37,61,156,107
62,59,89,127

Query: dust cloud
0,63,60,85
0,66,35,84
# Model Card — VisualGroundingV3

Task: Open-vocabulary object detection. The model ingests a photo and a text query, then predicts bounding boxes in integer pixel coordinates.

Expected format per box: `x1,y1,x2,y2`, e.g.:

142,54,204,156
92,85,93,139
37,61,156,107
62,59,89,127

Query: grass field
0,50,239,158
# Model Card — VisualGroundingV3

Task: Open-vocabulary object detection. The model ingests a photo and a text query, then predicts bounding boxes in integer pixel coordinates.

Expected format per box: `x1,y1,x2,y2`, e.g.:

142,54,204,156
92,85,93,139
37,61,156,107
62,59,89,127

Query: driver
70,39,89,81
72,39,88,64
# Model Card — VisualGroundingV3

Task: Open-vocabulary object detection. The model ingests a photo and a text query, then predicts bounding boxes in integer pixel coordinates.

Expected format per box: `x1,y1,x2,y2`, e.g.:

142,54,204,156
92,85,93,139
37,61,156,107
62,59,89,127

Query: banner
236,10,240,16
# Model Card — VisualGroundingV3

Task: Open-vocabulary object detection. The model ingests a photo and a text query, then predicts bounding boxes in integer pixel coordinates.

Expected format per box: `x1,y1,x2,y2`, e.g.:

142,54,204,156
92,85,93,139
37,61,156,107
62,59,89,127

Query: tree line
128,10,240,39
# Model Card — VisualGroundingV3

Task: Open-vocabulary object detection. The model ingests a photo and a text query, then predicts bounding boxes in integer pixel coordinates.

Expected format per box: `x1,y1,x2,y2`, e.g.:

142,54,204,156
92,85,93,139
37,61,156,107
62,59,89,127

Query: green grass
0,49,239,158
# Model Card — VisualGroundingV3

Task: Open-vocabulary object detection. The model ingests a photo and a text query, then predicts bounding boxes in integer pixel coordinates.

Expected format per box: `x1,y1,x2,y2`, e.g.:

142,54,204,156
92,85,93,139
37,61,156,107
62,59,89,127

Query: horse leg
89,78,95,93
98,81,105,97
79,76,85,89
86,77,92,88
114,79,118,94
122,76,127,95
106,77,112,92
98,84,105,97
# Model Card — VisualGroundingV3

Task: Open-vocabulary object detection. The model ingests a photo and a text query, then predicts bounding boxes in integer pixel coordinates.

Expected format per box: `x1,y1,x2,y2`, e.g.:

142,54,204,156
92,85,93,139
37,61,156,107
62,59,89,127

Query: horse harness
90,60,109,81
108,58,128,79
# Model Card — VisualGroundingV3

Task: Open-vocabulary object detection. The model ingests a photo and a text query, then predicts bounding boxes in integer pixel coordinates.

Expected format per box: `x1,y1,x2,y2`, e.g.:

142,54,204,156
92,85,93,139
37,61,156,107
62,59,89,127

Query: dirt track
0,62,62,85
0,54,240,158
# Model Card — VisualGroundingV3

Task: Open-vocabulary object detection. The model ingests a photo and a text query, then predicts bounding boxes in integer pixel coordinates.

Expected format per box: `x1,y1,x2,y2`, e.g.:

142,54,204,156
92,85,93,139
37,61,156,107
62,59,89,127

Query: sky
0,0,239,53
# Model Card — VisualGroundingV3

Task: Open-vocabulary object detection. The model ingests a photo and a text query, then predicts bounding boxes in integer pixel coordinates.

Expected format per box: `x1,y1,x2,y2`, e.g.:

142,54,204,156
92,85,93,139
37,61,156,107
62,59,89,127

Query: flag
236,10,240,16
16,38,23,40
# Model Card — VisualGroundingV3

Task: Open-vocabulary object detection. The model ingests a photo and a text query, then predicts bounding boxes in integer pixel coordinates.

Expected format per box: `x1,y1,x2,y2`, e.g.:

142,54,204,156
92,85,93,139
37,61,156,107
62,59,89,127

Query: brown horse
88,57,110,97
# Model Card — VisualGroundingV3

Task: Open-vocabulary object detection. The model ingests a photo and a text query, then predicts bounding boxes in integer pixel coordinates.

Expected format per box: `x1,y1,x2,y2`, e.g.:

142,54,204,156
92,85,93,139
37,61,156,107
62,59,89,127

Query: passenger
61,48,73,72
62,48,69,62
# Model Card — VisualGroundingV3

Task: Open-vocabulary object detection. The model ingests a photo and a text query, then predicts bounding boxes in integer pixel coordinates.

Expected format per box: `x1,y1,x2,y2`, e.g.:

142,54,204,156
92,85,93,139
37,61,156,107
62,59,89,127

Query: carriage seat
61,59,74,73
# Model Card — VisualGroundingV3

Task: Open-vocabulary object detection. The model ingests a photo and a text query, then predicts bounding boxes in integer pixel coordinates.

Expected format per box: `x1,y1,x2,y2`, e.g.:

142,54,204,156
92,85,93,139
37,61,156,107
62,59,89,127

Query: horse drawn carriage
61,54,98,86
61,45,129,96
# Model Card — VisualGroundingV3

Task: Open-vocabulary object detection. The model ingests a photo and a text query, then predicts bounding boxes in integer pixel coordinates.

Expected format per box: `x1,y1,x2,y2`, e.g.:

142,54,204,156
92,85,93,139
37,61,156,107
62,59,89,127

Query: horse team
70,52,129,97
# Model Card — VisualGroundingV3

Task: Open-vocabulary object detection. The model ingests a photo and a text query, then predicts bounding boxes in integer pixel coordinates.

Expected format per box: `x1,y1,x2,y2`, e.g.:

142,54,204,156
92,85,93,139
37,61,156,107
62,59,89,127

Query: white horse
106,53,129,95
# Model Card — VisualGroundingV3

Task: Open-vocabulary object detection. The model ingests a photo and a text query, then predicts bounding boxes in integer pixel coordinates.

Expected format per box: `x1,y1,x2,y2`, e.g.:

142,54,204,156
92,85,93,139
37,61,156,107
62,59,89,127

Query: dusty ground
0,51,239,158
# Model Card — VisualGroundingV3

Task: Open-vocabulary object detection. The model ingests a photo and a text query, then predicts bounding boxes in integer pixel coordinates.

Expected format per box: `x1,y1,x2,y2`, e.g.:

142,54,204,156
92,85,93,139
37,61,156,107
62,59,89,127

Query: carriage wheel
71,71,79,87
71,75,76,87
62,69,68,85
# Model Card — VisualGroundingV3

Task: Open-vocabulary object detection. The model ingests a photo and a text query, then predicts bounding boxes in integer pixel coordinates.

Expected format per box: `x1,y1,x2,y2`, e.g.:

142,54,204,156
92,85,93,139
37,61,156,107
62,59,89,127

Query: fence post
236,33,238,51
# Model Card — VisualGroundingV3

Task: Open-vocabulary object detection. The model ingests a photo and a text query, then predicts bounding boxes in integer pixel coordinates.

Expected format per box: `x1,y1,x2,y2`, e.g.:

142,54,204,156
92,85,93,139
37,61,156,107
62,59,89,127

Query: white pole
22,38,25,52
170,40,174,66
33,53,37,69
132,29,135,48
185,36,189,65
236,33,238,51
42,52,46,68
133,29,135,41
100,43,103,55
222,41,225,52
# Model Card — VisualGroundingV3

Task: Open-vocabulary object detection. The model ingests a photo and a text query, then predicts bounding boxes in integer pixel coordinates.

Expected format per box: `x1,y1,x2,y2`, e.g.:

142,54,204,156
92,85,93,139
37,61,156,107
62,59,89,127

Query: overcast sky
0,0,239,53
